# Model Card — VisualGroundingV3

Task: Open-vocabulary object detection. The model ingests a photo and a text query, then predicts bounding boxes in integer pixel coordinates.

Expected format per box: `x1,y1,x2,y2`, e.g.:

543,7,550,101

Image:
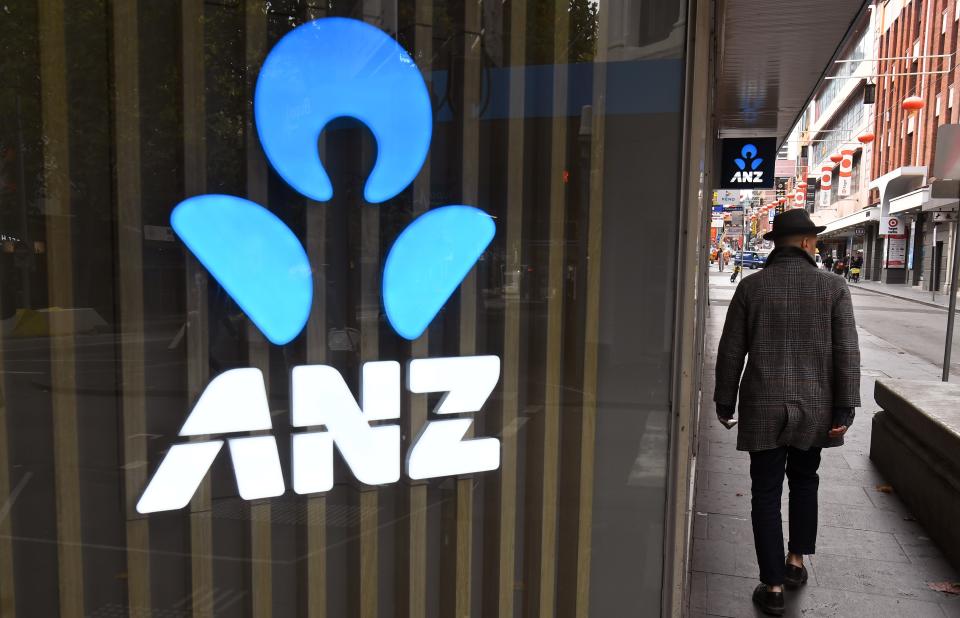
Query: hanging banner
819,165,832,207
837,148,854,196
794,187,805,208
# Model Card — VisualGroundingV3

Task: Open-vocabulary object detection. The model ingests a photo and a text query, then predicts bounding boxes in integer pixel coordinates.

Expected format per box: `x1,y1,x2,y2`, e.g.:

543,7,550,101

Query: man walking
714,209,860,615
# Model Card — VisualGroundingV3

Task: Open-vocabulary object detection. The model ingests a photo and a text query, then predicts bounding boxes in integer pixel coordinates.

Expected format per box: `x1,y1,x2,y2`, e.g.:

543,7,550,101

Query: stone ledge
870,379,960,571
873,379,960,471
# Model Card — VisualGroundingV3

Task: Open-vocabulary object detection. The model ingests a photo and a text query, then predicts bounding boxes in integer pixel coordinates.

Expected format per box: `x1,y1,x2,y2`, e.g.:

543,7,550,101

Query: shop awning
715,0,869,143
819,206,880,236
889,187,926,215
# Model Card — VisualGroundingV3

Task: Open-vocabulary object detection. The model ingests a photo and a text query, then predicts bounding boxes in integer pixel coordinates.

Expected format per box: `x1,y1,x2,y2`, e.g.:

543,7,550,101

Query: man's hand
829,407,855,439
716,403,737,430
827,425,848,439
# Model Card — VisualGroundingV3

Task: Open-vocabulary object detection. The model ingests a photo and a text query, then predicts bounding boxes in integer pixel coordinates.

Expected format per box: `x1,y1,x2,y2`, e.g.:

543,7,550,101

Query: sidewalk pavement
690,270,960,618
852,278,959,312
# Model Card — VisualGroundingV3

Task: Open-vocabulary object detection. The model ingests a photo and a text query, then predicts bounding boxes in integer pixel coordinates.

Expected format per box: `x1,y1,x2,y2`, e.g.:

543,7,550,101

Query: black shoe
752,584,785,616
784,562,808,587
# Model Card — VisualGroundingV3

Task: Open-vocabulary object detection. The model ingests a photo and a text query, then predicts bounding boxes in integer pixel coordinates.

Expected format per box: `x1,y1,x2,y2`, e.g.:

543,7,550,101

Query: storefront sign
715,189,740,204
142,17,502,512
837,149,854,196
720,138,776,189
886,235,907,268
882,216,903,235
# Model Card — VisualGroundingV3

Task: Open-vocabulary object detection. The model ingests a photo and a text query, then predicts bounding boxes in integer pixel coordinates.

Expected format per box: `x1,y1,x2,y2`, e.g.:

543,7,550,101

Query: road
709,265,959,381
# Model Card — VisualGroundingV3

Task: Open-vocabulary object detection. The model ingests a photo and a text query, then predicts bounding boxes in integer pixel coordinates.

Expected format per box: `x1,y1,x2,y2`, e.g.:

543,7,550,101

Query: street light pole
943,219,960,381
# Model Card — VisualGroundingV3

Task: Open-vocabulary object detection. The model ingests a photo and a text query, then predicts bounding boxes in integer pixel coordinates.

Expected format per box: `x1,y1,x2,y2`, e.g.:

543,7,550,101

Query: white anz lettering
730,170,763,183
406,356,501,479
137,356,502,513
136,369,284,513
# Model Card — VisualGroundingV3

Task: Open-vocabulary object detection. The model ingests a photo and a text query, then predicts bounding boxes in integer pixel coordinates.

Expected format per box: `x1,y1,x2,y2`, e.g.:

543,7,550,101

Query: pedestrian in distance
822,253,833,273
714,208,860,616
849,251,863,283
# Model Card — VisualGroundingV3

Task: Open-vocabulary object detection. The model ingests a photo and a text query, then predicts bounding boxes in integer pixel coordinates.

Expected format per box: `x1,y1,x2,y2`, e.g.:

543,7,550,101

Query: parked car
733,251,766,269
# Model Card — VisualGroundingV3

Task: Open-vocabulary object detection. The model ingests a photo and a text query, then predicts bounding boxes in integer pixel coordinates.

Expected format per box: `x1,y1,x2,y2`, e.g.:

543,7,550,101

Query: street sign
712,205,725,212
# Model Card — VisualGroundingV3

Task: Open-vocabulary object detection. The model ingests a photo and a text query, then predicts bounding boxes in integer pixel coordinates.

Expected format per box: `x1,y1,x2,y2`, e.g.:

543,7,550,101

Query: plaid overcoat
714,247,861,451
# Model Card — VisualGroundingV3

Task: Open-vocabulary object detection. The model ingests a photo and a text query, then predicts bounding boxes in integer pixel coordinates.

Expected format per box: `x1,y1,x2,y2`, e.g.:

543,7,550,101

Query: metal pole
943,219,960,381
932,224,938,302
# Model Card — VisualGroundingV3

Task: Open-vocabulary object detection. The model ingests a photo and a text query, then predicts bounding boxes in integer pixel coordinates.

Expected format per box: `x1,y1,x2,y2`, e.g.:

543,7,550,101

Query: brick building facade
871,0,959,293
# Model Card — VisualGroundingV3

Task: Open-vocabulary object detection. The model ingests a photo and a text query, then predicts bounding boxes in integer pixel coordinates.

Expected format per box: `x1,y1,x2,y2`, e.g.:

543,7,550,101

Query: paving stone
707,439,741,459
942,601,960,618
706,513,754,545
818,502,926,535
707,470,751,494
894,531,952,563
815,525,908,563
811,553,956,603
698,489,752,517
704,572,947,618
697,454,750,476
863,483,912,513
693,538,759,579
842,452,879,471
694,511,708,539
690,570,707,611
814,483,873,508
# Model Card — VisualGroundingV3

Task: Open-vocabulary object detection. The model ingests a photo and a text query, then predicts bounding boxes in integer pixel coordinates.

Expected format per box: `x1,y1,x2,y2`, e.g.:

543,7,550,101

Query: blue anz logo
143,18,501,512
730,143,764,183
170,17,495,344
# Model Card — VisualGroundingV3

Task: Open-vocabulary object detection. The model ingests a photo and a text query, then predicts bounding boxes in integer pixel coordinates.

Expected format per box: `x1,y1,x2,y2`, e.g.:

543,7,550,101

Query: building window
943,9,949,33
937,93,942,117
950,86,955,108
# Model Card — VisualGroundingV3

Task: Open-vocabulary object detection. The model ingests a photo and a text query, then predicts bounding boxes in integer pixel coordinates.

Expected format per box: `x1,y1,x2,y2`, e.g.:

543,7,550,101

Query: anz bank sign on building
720,137,777,189
139,18,501,513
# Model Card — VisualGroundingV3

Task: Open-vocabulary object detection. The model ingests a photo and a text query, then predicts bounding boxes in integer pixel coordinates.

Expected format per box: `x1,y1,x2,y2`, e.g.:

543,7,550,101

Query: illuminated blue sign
170,17,494,343
255,18,432,204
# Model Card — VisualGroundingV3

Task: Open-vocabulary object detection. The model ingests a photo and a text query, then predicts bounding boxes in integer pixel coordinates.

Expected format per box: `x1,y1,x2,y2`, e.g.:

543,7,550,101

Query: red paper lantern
830,153,843,163
902,95,925,111
857,132,875,144
797,182,808,189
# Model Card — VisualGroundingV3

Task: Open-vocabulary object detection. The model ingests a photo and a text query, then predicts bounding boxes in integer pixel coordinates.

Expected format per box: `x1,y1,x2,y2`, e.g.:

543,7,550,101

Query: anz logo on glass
138,18,500,514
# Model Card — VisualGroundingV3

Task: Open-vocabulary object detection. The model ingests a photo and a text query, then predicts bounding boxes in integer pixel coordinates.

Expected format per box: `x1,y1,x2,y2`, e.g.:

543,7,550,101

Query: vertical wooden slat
0,302,14,617
357,6,393,616
574,5,610,616
110,0,152,614
302,3,329,614
181,1,213,615
244,2,273,615
305,190,328,618
38,1,84,615
405,2,433,616
536,3,570,616
498,2,527,616
456,1,483,615
358,201,380,618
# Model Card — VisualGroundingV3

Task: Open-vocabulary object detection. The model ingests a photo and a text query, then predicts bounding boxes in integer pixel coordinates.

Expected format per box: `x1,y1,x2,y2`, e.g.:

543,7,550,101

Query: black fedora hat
763,208,826,241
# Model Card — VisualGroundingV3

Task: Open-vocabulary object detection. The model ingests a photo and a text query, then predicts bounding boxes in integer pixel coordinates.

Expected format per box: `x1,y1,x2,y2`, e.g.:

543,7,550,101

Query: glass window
0,1,689,616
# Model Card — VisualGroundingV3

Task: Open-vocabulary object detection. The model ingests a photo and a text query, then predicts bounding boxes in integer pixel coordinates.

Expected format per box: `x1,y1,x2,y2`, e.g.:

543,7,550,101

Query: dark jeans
749,446,822,585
